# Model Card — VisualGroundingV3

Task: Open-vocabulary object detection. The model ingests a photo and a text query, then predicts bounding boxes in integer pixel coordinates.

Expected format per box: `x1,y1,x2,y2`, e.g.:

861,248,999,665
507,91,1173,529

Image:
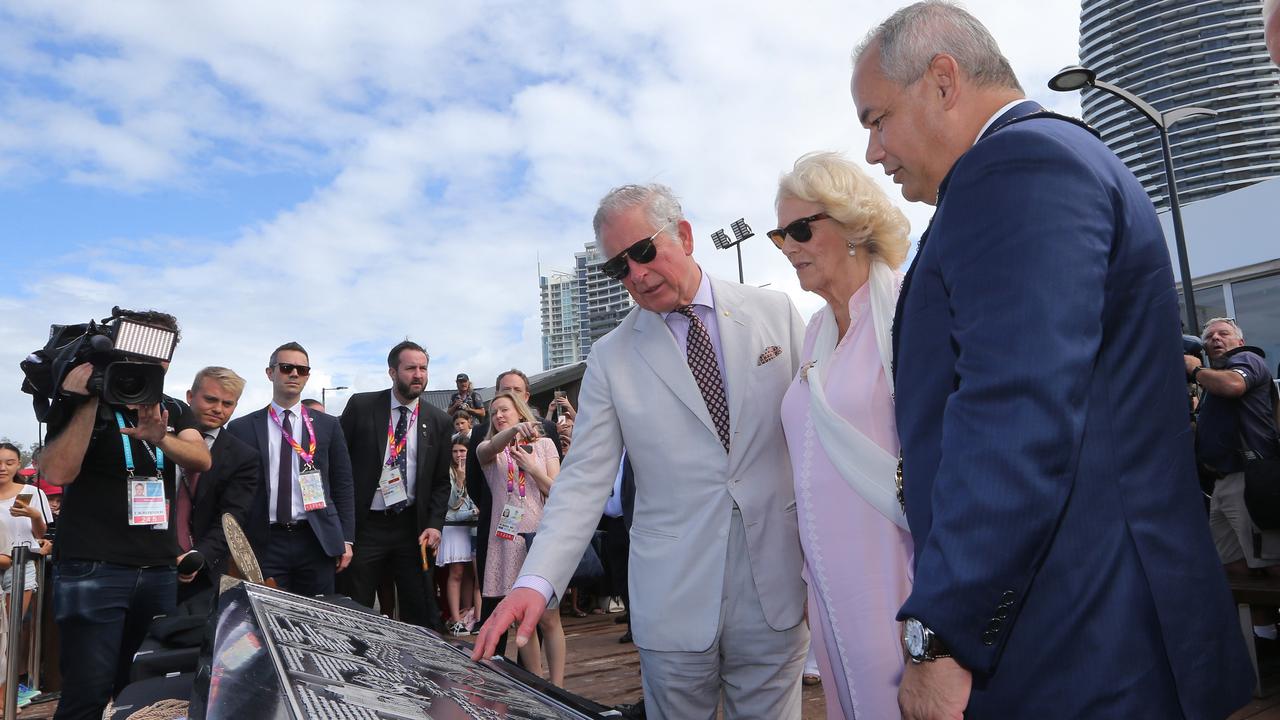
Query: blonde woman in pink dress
476,391,565,685
773,151,915,719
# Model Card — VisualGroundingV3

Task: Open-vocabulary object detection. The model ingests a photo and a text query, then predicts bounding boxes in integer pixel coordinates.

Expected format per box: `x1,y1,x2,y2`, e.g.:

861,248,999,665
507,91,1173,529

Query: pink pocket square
757,345,782,365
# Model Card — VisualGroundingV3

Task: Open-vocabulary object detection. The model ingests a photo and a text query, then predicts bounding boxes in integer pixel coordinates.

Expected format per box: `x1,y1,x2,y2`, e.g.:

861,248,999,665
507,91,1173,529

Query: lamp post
1049,65,1216,336
711,218,755,283
321,386,348,408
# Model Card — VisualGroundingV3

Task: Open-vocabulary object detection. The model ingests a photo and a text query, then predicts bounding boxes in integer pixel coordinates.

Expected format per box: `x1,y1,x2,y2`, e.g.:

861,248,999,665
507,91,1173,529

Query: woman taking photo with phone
476,392,565,686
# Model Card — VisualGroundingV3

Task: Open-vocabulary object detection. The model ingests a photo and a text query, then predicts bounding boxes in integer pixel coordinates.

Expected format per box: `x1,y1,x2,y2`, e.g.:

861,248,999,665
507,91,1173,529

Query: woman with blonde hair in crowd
439,434,482,636
772,151,914,719
476,391,566,686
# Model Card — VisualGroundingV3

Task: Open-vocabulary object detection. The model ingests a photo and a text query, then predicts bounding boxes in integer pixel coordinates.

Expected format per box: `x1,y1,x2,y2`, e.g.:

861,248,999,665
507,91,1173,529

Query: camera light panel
114,319,177,362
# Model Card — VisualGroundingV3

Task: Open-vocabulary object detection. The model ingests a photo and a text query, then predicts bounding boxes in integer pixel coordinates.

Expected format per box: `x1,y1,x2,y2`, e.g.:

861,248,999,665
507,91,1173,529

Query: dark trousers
52,560,176,720
602,515,630,612
343,508,442,631
262,521,335,597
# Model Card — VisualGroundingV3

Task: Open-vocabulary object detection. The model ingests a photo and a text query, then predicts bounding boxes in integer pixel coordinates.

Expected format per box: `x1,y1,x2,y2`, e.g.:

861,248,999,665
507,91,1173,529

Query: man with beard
339,341,454,629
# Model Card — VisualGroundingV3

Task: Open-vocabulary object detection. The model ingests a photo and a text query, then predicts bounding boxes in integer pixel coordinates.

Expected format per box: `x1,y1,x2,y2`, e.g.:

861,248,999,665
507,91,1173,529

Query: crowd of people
7,2,1280,720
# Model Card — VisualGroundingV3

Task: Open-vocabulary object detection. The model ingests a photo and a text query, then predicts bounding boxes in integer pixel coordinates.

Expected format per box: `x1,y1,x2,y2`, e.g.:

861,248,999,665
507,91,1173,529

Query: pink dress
781,283,915,720
481,437,557,598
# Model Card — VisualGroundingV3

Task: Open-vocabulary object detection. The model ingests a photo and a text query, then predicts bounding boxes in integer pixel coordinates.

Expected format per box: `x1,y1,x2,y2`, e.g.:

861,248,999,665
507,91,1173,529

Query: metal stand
5,545,30,719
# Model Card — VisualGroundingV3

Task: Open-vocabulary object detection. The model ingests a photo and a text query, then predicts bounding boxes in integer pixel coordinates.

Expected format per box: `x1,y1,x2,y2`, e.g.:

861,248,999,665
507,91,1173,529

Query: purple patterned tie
676,305,730,452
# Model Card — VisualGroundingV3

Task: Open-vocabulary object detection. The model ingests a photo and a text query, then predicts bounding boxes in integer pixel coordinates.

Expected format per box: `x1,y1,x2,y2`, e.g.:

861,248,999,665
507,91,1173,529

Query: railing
4,546,49,719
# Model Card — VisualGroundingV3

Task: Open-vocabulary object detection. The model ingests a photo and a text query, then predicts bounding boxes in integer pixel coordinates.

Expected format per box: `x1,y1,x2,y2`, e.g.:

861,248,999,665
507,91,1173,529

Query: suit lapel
374,390,392,467
710,277,750,442
634,309,720,442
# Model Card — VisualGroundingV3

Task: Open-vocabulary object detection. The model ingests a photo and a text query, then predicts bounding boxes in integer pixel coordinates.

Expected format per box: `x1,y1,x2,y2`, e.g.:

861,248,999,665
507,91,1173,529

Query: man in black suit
226,342,355,597
339,340,453,630
175,366,260,603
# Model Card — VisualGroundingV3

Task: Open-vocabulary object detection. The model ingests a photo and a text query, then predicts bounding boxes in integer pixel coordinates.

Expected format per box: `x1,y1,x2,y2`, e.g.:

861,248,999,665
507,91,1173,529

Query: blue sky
0,0,1087,445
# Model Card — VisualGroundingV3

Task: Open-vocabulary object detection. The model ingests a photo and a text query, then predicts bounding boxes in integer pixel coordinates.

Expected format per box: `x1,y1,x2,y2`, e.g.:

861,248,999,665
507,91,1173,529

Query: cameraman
1188,317,1280,649
39,310,211,720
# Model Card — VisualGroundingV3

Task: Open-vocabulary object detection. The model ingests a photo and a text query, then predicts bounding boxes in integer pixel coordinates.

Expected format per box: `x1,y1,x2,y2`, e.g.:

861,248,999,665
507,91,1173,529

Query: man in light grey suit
473,184,808,719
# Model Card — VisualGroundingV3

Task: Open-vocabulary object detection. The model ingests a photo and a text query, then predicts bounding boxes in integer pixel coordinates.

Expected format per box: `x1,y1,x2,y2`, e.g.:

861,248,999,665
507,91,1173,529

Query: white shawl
806,260,909,531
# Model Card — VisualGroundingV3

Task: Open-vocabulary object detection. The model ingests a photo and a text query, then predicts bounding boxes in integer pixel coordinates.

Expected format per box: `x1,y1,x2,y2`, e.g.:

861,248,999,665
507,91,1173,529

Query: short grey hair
1201,317,1244,341
855,1,1022,92
593,184,685,244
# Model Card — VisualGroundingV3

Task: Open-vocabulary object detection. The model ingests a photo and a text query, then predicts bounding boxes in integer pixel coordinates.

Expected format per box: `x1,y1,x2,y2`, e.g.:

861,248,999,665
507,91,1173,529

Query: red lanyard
385,403,420,467
268,405,316,466
505,448,526,498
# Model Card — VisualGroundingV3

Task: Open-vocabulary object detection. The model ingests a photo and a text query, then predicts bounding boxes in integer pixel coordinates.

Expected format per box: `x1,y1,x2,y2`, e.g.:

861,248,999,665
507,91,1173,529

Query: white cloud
0,0,1084,443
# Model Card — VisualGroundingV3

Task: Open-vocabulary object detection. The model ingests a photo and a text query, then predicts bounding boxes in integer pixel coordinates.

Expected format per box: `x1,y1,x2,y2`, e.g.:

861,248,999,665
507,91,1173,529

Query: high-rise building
538,242,635,370
540,271,580,371
1079,0,1280,211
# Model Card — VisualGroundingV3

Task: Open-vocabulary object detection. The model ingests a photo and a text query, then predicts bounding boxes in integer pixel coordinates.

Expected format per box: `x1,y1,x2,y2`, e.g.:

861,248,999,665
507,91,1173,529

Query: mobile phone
554,390,566,400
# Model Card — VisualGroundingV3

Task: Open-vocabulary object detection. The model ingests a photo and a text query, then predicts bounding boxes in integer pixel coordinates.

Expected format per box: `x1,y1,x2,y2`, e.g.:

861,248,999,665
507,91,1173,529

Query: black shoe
615,613,629,624
618,630,633,644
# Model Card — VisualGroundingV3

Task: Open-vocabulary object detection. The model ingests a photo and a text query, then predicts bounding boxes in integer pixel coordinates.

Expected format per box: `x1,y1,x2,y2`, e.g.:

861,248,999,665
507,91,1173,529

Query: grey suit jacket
519,274,807,652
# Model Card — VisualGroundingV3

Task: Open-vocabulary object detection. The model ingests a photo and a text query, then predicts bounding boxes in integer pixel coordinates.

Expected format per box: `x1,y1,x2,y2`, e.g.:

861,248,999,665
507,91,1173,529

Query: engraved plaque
200,582,600,719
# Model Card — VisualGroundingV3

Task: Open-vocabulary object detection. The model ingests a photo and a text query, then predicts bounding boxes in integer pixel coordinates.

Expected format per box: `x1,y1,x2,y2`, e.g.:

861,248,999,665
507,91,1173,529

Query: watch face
904,619,924,657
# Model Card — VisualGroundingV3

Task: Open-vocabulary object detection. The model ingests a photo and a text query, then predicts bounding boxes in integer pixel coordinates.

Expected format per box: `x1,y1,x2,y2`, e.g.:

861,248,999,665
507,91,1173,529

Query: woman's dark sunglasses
275,362,311,376
601,220,674,280
767,212,831,249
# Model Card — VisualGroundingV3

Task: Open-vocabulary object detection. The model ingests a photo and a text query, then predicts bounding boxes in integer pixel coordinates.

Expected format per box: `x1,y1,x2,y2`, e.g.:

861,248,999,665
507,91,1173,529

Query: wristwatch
903,617,951,663
1191,366,1204,383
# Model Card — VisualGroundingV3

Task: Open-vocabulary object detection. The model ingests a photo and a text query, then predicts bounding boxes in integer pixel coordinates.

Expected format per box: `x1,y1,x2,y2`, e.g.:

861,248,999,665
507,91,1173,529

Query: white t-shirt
0,488,53,551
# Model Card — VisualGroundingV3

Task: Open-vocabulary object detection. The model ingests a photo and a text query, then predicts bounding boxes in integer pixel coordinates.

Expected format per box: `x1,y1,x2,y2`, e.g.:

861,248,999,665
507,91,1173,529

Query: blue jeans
52,560,176,720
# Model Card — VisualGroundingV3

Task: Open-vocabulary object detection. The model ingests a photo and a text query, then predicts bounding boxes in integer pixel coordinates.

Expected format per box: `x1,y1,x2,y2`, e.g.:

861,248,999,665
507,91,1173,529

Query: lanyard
268,405,317,466
114,411,164,477
505,448,526,498
385,403,420,466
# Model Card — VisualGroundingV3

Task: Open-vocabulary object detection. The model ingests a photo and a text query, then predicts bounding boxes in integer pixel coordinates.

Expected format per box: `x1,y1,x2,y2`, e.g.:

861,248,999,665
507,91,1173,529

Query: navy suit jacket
189,428,259,579
338,389,454,534
894,101,1251,717
226,405,355,558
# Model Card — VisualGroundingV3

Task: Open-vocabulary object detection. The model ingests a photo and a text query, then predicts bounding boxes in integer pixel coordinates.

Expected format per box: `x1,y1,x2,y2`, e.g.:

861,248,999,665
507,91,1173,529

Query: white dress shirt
371,395,420,510
268,400,308,522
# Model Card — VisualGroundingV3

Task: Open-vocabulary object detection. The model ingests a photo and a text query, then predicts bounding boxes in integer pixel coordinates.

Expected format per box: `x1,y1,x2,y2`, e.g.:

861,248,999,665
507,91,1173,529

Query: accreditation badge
299,466,328,512
378,464,409,506
494,503,526,541
128,478,168,527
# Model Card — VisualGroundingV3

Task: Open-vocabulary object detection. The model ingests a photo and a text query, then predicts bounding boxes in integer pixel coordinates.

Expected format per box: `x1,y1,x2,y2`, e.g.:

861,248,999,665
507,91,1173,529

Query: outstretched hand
121,403,169,445
470,587,547,661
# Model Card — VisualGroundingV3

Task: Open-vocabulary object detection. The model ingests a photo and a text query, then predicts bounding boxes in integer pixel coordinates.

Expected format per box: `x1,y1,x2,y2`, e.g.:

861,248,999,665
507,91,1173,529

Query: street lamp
711,218,755,283
1049,65,1216,335
321,386,348,407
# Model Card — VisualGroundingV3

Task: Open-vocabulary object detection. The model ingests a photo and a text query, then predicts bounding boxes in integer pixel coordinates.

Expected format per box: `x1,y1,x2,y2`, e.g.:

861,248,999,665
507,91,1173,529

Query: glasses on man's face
601,220,674,280
275,362,311,377
767,213,832,249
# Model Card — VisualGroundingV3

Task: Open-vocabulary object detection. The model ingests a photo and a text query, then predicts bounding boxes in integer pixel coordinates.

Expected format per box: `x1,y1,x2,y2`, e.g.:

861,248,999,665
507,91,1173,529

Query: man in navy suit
851,3,1251,717
227,342,355,597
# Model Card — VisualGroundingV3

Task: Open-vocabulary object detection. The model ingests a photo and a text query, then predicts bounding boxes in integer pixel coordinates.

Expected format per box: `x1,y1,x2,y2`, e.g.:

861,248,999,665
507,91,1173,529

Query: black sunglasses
275,362,311,377
767,212,831,249
601,220,674,280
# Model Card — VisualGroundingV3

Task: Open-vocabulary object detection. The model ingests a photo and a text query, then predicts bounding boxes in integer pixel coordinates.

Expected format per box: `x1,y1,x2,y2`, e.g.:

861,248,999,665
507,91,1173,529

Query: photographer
39,310,211,720
1189,317,1280,650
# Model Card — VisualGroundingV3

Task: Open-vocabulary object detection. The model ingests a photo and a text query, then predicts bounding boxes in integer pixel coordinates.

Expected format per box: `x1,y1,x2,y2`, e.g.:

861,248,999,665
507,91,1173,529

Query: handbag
444,484,479,525
519,530,605,587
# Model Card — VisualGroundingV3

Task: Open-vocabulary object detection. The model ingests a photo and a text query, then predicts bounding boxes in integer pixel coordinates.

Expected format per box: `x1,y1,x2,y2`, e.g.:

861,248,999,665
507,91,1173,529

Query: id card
494,503,526,541
378,464,409,506
299,467,328,512
128,478,168,526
